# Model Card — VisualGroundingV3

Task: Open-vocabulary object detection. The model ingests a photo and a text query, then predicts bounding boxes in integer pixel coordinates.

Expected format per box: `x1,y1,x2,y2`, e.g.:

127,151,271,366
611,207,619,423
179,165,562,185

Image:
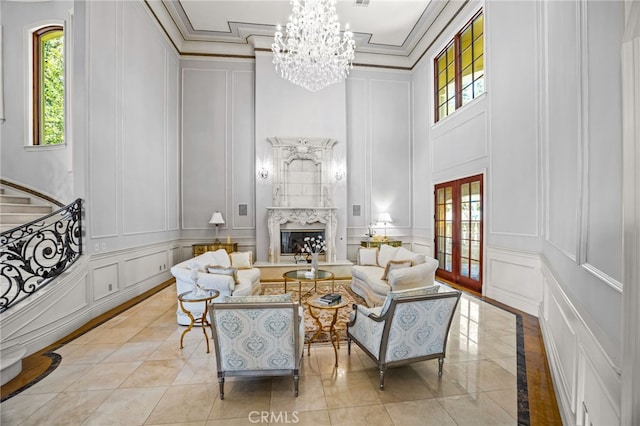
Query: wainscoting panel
540,263,621,425
123,250,169,288
93,263,119,301
484,246,542,315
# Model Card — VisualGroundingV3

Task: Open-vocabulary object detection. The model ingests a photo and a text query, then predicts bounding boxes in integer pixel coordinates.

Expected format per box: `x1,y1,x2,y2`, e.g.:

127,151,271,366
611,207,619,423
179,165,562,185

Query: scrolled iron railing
0,198,82,313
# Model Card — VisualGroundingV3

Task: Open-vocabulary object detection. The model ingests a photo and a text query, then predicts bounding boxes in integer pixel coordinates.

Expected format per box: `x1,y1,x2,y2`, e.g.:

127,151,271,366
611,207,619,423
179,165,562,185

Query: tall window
32,25,65,146
434,10,484,122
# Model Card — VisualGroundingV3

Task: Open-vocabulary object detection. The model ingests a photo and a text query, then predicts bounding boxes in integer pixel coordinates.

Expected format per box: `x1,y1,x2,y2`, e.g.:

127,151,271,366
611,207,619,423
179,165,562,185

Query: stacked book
317,293,342,305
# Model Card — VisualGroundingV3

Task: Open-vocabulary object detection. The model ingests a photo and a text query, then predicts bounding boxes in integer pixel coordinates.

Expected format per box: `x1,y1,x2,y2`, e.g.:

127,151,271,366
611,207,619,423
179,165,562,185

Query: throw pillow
377,244,399,268
207,265,239,284
221,293,292,303
211,249,232,268
358,248,378,266
393,246,426,265
379,285,440,316
230,251,253,269
381,259,412,280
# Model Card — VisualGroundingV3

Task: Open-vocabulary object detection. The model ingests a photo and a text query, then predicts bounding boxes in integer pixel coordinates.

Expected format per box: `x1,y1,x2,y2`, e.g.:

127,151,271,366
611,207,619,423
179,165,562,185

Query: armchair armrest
171,266,234,294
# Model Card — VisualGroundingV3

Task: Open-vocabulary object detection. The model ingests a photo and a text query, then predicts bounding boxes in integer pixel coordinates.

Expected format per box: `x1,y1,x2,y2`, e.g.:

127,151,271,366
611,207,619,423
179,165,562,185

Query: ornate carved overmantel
265,137,340,263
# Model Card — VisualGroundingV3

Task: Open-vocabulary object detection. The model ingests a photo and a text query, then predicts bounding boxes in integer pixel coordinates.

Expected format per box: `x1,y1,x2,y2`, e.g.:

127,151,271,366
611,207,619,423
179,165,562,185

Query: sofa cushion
207,265,239,284
358,247,378,266
379,285,440,316
377,244,399,268
381,260,412,280
222,293,292,303
230,251,253,269
393,246,426,265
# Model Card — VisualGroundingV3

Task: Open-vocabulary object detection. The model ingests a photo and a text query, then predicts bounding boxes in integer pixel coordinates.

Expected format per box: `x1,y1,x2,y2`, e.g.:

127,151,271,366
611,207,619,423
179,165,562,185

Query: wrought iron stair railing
0,199,82,313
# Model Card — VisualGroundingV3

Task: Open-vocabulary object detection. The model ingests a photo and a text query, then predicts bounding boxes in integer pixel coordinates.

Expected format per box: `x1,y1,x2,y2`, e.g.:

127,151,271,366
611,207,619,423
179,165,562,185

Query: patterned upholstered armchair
347,286,461,389
208,295,304,399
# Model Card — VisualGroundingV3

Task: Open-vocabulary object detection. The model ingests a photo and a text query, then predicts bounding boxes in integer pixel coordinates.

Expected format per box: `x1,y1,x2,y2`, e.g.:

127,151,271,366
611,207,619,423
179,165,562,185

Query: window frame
433,9,484,123
31,24,65,146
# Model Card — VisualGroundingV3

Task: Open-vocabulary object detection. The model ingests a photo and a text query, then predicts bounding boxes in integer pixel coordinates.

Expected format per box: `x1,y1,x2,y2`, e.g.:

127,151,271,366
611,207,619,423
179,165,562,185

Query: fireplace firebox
280,230,326,255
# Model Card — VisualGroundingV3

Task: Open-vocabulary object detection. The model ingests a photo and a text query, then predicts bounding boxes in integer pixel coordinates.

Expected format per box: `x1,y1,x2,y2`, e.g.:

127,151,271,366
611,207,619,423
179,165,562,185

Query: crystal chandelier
272,0,356,92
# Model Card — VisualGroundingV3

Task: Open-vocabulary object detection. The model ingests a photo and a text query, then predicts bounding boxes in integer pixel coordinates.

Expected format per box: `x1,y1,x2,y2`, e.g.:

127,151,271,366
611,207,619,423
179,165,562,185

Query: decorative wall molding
484,246,542,316
540,262,621,425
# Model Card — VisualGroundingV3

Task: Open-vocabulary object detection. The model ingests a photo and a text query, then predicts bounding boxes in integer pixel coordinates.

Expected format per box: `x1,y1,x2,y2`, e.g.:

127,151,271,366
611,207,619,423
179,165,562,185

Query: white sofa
351,244,439,307
171,249,261,325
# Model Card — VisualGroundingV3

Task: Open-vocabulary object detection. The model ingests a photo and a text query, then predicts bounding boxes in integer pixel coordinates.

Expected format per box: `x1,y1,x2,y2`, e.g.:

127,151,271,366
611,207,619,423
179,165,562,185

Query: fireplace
267,207,337,263
280,229,325,255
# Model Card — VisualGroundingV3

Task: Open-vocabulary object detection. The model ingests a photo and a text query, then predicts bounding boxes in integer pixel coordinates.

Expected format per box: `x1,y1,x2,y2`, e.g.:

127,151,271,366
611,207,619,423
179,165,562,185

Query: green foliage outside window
41,30,64,145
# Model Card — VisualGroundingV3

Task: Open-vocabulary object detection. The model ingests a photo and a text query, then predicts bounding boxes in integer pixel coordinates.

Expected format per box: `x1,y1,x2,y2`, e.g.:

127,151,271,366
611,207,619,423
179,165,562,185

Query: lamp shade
209,212,225,225
377,213,393,224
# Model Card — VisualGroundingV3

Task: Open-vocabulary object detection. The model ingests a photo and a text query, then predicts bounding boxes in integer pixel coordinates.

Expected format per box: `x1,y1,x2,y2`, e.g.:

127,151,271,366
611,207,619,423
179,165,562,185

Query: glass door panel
434,175,483,292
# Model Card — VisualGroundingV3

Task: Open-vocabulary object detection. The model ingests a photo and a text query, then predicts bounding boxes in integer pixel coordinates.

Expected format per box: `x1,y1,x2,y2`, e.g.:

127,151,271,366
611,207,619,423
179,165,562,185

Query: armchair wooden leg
218,372,225,400
438,357,444,377
347,336,351,355
293,369,300,397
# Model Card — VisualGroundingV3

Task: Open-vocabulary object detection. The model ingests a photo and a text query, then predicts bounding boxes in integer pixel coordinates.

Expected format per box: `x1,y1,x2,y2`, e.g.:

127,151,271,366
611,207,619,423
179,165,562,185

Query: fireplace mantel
267,207,337,263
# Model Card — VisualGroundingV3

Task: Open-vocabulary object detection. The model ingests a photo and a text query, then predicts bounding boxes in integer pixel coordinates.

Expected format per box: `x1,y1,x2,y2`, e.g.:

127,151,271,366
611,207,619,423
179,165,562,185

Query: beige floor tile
119,359,186,388
208,378,272,420
0,392,57,425
81,386,167,425
21,363,95,394
19,389,113,426
322,371,382,409
146,383,217,424
385,398,457,426
486,388,518,421
86,326,146,344
327,404,394,425
285,409,331,426
413,362,477,398
57,343,121,365
270,374,327,412
440,392,516,425
127,324,178,343
65,361,142,391
365,364,438,403
461,359,517,392
102,341,162,363
172,354,218,385
147,336,199,361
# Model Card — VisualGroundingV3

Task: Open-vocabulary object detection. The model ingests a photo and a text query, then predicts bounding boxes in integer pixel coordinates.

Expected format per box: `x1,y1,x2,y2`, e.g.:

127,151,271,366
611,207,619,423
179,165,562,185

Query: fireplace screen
280,230,325,255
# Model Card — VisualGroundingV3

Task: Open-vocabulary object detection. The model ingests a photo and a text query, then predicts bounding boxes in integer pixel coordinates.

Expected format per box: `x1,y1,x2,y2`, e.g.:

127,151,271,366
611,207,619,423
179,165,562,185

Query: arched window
32,25,64,146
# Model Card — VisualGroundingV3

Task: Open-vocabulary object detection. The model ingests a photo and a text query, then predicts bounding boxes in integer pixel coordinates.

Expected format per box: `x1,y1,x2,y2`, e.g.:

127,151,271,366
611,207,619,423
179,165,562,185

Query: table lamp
209,211,225,243
377,213,393,241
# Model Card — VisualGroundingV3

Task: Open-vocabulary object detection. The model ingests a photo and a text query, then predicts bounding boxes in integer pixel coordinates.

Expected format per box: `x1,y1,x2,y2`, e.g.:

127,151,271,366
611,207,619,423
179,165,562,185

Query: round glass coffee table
306,296,350,366
283,269,335,304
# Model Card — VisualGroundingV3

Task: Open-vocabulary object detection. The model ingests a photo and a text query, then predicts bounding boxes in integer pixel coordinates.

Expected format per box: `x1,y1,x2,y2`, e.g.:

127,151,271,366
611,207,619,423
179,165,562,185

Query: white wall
346,68,413,260
254,51,348,262
0,0,74,202
83,0,181,255
179,58,256,253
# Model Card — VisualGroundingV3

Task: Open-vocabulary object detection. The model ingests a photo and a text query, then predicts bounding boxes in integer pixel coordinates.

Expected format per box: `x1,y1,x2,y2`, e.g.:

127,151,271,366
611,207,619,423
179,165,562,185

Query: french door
434,174,483,292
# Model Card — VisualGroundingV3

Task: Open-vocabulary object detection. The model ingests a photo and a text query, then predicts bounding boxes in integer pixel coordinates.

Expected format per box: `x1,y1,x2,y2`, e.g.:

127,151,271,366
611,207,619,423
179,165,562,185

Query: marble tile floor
1,284,525,425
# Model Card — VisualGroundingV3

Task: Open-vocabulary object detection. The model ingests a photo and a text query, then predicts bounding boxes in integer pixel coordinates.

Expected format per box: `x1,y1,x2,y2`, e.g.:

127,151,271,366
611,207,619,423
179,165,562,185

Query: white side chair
347,286,461,389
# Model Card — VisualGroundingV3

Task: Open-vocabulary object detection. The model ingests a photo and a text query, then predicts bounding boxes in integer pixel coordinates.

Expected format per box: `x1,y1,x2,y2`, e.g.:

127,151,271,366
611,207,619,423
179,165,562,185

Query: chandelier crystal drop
272,0,356,92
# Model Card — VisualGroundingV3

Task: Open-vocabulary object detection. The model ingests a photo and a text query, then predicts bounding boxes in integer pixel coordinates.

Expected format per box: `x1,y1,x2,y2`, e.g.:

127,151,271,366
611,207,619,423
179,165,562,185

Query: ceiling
146,0,469,69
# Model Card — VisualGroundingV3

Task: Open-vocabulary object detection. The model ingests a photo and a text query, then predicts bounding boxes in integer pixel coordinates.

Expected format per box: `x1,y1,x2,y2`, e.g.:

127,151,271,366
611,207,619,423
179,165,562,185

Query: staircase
0,188,54,233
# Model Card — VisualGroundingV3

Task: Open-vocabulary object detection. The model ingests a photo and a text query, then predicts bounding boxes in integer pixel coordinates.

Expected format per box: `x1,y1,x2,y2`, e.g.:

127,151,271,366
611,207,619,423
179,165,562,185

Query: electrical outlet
353,204,361,216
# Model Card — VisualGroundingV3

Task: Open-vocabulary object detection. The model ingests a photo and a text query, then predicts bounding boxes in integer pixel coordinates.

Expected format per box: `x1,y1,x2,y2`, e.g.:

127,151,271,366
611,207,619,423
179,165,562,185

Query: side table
177,289,220,353
283,269,335,304
306,297,349,367
360,239,402,248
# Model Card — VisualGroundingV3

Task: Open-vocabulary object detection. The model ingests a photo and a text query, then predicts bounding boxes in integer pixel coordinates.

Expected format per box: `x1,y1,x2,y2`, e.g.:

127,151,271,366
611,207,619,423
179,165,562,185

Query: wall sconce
258,166,269,180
